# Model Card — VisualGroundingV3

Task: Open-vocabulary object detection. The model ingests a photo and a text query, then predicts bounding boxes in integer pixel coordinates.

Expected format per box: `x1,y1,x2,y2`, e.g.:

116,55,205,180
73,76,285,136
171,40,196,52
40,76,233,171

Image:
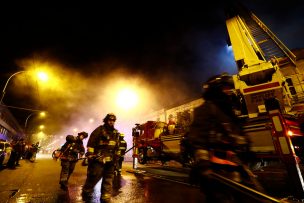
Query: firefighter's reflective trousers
118,156,124,172
82,159,115,200
60,160,77,185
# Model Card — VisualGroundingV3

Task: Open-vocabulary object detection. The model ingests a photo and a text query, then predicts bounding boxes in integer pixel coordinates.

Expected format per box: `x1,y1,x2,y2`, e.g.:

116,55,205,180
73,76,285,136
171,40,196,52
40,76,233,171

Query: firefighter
115,133,127,175
167,114,176,134
188,73,264,202
29,142,40,162
82,113,120,203
14,138,25,166
59,131,88,190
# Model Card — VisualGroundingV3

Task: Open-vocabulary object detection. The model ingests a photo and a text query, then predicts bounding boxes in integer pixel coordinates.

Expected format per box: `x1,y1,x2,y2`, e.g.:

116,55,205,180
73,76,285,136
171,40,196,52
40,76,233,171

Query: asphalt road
0,154,204,203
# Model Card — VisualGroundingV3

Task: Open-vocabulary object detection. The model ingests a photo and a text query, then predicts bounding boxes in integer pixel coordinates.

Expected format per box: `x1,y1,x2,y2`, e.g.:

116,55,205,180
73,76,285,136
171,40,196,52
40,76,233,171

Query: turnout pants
82,160,115,200
60,160,77,185
118,156,124,172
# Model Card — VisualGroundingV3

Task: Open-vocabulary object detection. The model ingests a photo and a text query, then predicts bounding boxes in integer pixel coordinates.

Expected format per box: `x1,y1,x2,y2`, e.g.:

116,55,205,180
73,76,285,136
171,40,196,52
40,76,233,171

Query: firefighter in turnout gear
188,73,264,202
82,113,120,203
59,131,88,190
115,133,127,175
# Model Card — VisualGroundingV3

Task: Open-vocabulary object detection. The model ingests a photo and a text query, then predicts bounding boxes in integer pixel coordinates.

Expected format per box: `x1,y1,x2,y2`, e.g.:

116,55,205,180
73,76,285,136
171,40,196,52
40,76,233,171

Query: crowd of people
0,139,41,169
1,112,127,203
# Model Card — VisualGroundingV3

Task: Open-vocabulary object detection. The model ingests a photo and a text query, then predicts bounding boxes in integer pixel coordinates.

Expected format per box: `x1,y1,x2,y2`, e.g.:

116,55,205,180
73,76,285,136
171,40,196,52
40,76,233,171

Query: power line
0,104,43,112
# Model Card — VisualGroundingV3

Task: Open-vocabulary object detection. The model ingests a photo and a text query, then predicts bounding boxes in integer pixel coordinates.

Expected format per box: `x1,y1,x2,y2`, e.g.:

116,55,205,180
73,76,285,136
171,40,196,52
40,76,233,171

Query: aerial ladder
225,2,304,200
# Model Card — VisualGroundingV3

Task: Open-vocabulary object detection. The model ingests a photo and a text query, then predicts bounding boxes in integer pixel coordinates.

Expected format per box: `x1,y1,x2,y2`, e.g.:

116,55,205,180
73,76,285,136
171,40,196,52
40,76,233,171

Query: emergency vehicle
223,2,304,199
132,119,194,166
133,2,304,199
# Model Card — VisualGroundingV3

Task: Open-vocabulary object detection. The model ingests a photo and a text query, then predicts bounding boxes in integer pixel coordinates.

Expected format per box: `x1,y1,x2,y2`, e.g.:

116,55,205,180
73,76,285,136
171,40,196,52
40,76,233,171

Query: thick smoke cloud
9,54,197,153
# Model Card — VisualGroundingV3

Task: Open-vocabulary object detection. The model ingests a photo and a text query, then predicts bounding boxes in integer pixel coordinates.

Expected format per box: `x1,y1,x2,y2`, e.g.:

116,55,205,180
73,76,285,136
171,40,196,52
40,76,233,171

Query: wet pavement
131,162,192,185
1,154,292,202
0,154,204,203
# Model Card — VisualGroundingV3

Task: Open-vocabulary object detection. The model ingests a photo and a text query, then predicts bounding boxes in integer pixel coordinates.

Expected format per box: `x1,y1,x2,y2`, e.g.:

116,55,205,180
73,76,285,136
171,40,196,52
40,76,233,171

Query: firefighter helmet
78,131,88,138
103,113,117,123
202,73,235,101
203,72,234,91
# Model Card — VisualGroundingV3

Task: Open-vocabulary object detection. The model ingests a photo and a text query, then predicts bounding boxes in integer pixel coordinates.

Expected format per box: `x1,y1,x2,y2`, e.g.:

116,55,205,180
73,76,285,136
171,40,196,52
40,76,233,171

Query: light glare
116,88,139,110
37,71,48,82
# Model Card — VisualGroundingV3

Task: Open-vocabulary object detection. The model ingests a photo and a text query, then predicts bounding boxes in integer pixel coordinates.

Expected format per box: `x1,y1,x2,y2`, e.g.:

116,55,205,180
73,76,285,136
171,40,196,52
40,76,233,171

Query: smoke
6,18,240,153
10,54,197,155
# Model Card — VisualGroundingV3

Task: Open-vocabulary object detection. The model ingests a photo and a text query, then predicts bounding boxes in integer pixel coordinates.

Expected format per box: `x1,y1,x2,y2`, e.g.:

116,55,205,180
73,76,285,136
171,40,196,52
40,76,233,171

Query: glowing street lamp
37,71,48,82
24,112,46,142
0,70,49,103
39,125,45,130
1,71,26,103
24,111,46,129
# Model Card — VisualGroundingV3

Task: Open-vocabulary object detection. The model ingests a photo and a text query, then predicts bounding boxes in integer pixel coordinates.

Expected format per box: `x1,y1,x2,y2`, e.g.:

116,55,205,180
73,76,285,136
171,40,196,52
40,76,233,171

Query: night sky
1,0,304,135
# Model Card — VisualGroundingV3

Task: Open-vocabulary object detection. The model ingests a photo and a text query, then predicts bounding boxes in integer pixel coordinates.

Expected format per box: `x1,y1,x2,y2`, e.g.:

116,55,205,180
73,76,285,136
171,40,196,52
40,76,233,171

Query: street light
24,112,46,142
37,71,48,82
39,125,45,130
0,70,49,104
24,111,46,129
0,70,26,103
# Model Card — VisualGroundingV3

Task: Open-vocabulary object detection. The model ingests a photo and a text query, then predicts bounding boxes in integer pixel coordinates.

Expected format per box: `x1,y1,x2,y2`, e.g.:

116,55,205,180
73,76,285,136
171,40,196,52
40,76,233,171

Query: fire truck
133,2,304,199
222,2,304,199
132,114,194,167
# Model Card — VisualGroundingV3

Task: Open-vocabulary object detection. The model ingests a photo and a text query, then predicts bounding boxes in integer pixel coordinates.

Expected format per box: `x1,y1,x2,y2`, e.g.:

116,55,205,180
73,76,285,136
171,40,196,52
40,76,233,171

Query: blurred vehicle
0,141,12,168
24,142,40,162
132,120,194,167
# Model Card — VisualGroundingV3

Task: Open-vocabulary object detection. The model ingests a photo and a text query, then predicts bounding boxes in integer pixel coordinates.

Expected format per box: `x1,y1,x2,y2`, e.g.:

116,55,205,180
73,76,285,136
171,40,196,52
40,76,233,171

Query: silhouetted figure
59,132,88,190
115,133,127,175
188,73,264,202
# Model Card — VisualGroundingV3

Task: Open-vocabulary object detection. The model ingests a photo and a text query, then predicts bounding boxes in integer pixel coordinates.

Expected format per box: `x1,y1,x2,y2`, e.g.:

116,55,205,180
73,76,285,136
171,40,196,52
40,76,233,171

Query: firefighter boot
81,191,93,201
